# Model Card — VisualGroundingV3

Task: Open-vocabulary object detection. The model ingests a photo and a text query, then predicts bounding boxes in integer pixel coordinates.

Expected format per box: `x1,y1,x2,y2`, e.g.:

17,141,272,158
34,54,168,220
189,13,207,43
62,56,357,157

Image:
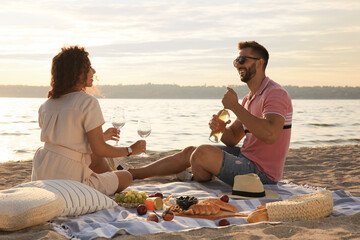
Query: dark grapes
176,196,198,210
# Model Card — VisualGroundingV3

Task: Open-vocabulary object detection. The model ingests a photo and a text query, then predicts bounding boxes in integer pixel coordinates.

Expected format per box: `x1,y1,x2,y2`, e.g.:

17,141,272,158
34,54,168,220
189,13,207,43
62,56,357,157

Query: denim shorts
215,145,277,186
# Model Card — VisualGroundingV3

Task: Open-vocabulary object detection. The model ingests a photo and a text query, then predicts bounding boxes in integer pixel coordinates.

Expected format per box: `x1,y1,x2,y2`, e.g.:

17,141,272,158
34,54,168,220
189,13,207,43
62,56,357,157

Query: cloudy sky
0,0,359,87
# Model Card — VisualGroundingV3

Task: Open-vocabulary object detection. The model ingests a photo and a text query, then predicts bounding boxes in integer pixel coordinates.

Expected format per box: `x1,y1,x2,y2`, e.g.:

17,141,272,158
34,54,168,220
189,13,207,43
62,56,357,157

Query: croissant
184,203,220,215
201,198,238,213
247,205,268,223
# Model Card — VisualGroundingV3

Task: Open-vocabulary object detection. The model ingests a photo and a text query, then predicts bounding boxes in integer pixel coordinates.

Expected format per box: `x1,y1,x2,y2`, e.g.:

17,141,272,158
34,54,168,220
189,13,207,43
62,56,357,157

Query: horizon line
1,84,360,88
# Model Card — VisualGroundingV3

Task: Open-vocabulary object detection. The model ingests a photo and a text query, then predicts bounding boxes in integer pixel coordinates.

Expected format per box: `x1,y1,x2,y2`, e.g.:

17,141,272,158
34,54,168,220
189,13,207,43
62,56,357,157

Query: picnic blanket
52,180,360,240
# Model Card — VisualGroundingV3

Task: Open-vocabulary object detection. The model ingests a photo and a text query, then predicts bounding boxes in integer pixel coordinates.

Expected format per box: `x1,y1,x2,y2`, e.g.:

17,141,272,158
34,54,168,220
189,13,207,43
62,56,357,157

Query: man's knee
190,145,212,166
181,146,196,160
191,144,224,173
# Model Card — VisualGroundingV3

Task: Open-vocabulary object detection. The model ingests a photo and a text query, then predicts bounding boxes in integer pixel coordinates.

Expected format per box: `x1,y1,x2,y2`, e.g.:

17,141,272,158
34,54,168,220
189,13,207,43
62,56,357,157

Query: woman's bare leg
114,170,133,192
89,153,112,174
89,154,132,193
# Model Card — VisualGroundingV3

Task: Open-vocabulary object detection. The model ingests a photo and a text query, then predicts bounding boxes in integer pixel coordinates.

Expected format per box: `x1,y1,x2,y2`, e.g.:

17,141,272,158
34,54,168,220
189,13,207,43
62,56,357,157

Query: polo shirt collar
257,77,270,95
247,77,270,99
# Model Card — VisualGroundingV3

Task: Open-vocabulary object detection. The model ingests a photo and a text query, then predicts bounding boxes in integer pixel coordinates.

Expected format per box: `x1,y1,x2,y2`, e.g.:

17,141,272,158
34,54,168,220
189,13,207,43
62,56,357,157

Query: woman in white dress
31,45,146,195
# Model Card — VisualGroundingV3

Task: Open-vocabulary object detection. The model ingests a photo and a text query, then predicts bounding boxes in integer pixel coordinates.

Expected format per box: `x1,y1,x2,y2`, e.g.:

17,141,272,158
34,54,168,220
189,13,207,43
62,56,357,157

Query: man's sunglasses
233,56,260,66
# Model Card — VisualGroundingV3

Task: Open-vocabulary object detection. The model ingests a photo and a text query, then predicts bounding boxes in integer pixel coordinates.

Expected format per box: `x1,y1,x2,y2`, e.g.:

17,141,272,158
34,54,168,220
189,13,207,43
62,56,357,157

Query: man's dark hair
238,41,269,70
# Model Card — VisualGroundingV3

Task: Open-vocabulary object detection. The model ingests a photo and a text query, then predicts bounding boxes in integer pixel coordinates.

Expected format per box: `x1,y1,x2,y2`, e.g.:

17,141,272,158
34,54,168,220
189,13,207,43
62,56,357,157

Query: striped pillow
14,180,117,217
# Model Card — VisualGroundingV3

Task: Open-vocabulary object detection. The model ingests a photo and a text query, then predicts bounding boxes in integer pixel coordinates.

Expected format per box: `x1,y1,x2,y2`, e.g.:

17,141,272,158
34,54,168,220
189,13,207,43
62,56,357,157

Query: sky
0,0,359,87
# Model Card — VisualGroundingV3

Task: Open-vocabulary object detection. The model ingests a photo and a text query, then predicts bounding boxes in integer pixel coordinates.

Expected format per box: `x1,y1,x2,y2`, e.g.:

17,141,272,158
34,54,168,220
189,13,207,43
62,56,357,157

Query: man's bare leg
190,144,224,182
129,146,196,179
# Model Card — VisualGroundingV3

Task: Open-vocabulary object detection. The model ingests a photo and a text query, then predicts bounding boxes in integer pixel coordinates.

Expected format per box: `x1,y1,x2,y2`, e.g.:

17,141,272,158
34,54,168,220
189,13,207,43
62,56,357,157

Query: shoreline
1,144,359,239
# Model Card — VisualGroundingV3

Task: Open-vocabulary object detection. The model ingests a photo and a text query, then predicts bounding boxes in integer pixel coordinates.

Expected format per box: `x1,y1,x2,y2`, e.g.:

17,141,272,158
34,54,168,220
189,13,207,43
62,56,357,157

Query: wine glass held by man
31,45,146,196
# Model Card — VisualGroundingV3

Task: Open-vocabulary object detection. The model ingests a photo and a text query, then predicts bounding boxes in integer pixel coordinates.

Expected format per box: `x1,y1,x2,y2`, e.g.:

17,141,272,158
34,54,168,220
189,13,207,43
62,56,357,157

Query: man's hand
130,140,147,155
209,114,231,132
222,87,239,111
103,127,120,142
209,114,220,131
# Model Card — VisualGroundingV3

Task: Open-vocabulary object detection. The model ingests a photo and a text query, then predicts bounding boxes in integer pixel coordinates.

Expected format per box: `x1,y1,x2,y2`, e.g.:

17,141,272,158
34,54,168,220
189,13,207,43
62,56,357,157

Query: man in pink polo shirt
129,41,292,186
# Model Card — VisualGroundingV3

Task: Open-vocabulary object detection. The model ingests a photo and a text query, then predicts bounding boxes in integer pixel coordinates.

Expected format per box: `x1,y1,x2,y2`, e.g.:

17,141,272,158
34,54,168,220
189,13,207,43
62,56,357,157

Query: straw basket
266,190,333,222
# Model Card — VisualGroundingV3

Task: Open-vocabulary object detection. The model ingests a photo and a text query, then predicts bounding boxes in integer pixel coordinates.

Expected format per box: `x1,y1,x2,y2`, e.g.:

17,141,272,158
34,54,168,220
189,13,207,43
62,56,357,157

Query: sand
1,145,360,239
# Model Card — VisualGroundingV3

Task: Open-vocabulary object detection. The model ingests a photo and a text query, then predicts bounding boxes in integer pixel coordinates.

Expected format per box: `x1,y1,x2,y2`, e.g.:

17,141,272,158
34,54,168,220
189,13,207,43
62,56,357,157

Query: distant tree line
0,84,359,99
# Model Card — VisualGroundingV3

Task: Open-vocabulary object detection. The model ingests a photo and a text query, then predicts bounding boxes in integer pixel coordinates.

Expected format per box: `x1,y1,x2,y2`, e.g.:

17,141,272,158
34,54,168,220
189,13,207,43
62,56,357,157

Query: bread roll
184,203,220,215
201,198,238,213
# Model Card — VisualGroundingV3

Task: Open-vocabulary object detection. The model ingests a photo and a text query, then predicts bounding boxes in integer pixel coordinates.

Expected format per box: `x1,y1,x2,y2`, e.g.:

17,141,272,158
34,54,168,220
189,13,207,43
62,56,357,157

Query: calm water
0,98,359,163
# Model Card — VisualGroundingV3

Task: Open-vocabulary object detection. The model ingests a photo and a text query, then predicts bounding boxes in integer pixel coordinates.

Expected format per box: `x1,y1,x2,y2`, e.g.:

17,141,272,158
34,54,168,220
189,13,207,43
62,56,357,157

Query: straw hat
221,174,280,199
266,190,333,221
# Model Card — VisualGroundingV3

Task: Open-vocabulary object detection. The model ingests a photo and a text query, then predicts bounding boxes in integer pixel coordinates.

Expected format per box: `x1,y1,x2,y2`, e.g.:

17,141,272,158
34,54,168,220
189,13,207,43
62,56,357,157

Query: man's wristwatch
127,147,133,156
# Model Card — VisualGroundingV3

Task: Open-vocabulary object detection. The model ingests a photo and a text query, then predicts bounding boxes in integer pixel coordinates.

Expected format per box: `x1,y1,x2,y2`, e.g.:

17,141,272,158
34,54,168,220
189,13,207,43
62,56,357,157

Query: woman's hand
103,127,120,142
130,140,147,155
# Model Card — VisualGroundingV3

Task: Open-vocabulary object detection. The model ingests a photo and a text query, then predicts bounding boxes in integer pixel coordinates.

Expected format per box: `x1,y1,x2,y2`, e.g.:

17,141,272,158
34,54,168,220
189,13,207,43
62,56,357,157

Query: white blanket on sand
52,180,360,240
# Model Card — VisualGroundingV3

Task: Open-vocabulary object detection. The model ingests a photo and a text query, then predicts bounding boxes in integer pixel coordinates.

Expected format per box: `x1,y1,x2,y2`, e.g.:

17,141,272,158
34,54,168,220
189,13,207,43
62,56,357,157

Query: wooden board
175,210,248,220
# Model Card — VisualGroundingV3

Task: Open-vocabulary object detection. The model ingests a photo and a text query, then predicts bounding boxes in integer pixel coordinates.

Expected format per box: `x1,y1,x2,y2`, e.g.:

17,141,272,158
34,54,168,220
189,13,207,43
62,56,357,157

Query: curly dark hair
48,45,91,99
238,41,269,70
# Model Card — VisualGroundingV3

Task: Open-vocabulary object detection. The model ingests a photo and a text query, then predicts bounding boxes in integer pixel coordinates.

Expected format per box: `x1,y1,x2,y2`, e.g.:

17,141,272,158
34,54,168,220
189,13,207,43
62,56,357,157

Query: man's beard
240,62,257,83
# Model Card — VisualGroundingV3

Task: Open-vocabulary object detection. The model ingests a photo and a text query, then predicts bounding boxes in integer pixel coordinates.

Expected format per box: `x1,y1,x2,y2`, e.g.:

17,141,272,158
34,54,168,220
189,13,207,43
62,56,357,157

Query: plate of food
164,195,248,220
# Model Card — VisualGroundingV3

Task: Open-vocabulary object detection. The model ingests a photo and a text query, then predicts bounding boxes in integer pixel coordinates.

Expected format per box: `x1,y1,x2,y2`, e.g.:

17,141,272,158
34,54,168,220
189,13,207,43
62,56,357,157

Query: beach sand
1,144,359,239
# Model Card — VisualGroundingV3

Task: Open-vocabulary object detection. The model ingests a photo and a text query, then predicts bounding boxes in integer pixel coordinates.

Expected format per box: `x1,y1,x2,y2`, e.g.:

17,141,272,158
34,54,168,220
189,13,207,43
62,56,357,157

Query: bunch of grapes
114,191,148,204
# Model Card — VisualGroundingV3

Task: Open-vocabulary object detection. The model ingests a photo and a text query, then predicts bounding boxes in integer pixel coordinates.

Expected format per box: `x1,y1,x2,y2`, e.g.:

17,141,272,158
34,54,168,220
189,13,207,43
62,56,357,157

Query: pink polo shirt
240,77,292,182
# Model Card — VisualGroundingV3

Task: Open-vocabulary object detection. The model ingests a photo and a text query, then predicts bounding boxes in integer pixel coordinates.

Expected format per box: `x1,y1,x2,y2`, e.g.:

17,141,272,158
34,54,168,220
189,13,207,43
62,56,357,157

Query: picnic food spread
114,190,334,223
114,191,247,222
